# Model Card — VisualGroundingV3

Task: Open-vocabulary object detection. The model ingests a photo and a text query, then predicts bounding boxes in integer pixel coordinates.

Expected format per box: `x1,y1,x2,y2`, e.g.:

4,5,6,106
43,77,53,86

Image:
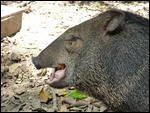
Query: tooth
51,68,55,77
46,68,55,78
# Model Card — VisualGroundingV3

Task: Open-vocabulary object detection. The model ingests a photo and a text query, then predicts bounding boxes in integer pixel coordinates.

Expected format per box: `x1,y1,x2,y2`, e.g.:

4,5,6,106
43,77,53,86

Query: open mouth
45,64,66,85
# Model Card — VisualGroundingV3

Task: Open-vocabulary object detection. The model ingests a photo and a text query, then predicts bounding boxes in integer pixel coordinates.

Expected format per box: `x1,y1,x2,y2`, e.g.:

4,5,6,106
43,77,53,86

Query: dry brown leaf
39,87,52,103
58,88,68,96
15,74,23,84
59,104,68,112
9,63,20,73
37,68,47,76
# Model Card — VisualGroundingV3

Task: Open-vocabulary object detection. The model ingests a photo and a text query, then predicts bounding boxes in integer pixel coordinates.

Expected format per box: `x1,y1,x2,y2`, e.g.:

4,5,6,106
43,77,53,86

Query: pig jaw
32,56,70,88
45,68,67,88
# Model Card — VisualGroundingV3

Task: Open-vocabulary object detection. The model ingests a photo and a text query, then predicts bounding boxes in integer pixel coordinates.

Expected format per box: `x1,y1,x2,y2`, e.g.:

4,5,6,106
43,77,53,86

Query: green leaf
65,90,87,99
55,26,59,28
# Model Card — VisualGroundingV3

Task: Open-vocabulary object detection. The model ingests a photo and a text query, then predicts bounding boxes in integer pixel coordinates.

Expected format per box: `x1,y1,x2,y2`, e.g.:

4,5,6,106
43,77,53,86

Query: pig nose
32,57,42,69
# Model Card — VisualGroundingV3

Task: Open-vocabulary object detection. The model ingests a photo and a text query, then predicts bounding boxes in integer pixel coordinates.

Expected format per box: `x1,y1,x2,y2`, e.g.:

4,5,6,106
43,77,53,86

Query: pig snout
32,56,42,69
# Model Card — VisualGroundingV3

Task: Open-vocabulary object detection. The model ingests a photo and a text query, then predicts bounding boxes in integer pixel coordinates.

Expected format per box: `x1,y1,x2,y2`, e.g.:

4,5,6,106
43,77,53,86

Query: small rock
13,68,22,77
11,53,21,62
19,64,28,72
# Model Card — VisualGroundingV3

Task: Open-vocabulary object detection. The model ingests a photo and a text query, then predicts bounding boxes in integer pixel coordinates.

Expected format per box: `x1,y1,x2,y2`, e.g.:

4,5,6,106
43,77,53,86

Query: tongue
48,68,66,84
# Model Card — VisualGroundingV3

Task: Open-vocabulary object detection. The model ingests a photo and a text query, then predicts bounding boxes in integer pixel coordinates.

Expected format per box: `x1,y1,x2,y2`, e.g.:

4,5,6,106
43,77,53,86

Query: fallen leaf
11,103,26,112
39,87,52,103
59,104,68,112
65,90,87,99
68,100,89,108
9,63,20,73
15,74,23,84
85,97,97,103
62,96,76,105
134,1,138,5
37,68,47,76
31,98,41,109
85,105,92,112
92,106,99,112
55,26,59,28
99,105,108,112
58,88,68,96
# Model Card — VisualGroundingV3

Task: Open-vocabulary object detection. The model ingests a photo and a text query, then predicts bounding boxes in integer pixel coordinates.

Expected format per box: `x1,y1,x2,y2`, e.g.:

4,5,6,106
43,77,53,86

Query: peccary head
32,9,149,112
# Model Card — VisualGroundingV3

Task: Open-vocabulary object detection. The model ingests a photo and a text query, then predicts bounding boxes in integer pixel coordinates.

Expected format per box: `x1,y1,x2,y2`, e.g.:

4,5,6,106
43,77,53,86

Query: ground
1,1,149,112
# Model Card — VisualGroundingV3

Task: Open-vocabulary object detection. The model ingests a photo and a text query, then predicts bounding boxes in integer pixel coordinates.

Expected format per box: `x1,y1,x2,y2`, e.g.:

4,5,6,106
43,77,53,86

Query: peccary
32,9,149,112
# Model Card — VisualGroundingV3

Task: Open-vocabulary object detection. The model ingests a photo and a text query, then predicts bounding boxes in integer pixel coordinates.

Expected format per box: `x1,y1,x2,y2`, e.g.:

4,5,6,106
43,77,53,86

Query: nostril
32,57,42,69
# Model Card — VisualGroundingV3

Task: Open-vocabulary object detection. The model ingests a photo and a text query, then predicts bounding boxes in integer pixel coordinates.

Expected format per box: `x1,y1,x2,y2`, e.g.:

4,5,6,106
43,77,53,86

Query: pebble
19,64,28,72
11,52,21,62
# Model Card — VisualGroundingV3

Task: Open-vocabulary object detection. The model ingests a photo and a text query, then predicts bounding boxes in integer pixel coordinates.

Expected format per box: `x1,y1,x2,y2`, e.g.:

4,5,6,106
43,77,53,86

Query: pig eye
65,35,82,53
65,35,80,42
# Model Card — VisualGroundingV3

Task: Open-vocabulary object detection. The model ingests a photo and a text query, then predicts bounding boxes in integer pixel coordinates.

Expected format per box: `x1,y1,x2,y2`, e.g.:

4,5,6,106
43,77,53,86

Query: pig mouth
45,64,66,85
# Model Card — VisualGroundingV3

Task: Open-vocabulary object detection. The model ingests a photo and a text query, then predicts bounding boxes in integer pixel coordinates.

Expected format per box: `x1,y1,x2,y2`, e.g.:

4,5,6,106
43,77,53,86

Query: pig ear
102,10,125,35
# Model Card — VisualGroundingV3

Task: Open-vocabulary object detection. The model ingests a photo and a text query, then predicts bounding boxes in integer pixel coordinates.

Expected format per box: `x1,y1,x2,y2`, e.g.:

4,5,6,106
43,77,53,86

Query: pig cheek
57,50,68,64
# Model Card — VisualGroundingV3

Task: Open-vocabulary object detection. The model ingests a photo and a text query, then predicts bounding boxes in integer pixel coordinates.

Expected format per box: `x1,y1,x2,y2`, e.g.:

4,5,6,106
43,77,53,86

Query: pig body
32,9,149,112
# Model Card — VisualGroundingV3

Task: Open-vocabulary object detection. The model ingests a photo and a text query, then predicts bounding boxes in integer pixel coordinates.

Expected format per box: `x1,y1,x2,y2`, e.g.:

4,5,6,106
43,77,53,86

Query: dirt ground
1,1,149,112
